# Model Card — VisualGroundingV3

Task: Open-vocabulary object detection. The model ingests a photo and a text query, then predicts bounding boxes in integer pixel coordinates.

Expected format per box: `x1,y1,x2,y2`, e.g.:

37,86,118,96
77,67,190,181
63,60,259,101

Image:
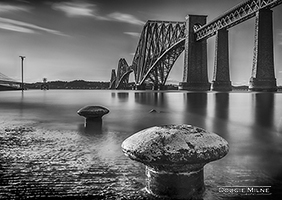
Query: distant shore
1,79,282,91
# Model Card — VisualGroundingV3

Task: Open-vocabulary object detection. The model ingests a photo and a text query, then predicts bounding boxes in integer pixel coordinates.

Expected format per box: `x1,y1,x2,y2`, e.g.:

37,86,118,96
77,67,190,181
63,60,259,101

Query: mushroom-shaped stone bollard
121,124,229,199
77,105,109,125
77,106,109,119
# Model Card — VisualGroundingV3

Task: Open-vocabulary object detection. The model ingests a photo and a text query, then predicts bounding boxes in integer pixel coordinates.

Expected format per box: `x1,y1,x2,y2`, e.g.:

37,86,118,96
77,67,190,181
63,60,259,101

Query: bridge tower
179,15,210,91
249,8,277,91
116,58,130,89
109,69,116,89
211,28,232,91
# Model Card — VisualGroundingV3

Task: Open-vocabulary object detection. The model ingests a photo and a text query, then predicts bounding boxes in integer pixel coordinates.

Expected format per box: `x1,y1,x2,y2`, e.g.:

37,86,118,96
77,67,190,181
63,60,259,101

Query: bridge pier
249,9,277,92
152,84,167,90
135,84,146,90
109,69,116,89
152,84,158,90
179,15,210,91
158,84,167,90
211,28,232,91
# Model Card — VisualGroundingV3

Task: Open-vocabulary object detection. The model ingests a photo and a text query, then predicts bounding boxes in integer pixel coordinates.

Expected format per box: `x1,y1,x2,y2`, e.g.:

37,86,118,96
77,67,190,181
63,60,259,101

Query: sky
0,0,282,85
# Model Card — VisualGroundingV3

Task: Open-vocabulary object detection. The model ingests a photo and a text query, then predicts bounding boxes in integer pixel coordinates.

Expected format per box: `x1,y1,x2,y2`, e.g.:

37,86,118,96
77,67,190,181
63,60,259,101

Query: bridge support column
152,84,158,90
109,69,116,89
249,9,277,92
152,84,167,90
135,84,146,90
212,28,232,91
158,84,167,90
179,15,210,91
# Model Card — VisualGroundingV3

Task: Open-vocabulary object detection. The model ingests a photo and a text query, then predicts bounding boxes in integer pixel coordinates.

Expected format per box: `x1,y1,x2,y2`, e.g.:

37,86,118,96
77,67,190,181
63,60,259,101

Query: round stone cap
121,124,229,165
77,106,109,119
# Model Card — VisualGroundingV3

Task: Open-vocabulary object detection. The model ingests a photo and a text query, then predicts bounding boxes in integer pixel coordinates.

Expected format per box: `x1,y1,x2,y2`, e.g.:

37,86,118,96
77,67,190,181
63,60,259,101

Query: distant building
41,78,49,90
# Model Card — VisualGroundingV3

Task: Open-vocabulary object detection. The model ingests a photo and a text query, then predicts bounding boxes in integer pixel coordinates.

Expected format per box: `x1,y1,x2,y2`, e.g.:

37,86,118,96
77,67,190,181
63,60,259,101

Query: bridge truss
115,58,132,89
109,58,133,89
132,20,186,89
110,0,282,90
195,0,282,40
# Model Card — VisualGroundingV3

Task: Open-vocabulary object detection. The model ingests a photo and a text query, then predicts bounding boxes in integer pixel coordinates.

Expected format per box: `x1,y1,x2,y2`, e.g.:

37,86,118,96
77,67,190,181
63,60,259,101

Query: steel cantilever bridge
110,0,282,91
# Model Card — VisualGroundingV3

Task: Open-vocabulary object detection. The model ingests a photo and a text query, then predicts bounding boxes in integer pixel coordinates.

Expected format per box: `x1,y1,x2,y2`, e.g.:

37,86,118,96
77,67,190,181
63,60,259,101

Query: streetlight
19,56,25,91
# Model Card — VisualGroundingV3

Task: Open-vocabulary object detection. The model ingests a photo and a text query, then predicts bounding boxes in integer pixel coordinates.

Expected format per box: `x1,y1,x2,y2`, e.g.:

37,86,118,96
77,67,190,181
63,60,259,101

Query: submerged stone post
77,106,109,132
249,8,277,91
121,124,229,199
212,28,232,91
179,15,211,91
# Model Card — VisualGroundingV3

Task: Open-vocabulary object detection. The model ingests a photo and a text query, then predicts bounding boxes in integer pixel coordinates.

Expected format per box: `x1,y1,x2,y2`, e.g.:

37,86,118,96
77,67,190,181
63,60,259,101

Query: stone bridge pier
212,28,232,91
249,9,277,92
179,15,211,91
180,8,277,92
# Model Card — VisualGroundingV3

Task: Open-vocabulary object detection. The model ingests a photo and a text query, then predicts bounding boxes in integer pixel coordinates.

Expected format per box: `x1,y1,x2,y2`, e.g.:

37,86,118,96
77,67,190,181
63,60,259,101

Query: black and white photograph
0,0,282,199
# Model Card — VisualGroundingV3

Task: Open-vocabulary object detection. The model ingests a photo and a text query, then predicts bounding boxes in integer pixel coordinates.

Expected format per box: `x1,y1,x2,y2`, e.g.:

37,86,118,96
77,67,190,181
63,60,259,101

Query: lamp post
19,56,25,91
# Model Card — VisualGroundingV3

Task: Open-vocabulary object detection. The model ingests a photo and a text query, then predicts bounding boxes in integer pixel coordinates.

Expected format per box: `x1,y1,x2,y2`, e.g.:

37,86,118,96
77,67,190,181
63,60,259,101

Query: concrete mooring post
77,106,109,133
121,124,229,199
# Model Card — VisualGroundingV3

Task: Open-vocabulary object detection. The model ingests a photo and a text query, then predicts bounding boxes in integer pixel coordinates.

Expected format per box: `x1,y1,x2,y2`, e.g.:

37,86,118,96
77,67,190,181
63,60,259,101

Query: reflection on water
185,92,208,115
0,90,282,199
215,93,229,120
253,93,274,128
78,118,103,135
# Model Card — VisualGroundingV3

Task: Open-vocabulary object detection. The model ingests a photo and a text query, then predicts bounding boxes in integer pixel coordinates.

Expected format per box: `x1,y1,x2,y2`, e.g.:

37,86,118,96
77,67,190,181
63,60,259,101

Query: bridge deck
195,0,282,40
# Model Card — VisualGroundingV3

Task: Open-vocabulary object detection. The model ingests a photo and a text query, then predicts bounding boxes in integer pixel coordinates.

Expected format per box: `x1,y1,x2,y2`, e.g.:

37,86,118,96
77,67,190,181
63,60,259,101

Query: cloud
124,32,140,37
0,17,68,36
0,22,35,33
107,12,145,25
0,3,31,13
52,1,106,20
51,1,144,26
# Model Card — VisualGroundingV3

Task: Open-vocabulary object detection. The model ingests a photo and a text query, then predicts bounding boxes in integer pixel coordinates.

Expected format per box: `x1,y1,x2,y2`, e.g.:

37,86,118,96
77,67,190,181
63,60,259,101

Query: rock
149,109,157,113
77,106,109,120
121,124,229,199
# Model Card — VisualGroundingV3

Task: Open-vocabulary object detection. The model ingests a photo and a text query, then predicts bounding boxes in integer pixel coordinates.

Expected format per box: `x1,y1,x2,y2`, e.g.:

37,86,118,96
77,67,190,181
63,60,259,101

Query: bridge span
110,0,282,91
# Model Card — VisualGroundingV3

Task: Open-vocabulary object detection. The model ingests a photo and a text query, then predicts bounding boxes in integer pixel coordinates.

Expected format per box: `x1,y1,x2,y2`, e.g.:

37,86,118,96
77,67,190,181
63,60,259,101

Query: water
0,90,282,199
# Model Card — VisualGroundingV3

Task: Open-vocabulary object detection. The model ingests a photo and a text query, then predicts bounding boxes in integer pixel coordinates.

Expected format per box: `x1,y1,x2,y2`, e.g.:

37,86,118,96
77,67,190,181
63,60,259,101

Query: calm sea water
0,90,282,199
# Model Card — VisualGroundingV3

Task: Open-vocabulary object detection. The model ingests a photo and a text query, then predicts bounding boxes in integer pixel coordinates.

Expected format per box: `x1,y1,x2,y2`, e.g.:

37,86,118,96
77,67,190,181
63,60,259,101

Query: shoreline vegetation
26,80,110,90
